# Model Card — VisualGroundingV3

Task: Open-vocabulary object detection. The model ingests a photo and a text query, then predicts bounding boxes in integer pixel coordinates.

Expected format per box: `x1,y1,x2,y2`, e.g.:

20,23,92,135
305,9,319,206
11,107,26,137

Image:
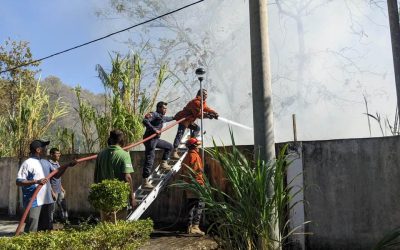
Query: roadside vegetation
0,219,153,250
0,39,172,157
174,132,307,249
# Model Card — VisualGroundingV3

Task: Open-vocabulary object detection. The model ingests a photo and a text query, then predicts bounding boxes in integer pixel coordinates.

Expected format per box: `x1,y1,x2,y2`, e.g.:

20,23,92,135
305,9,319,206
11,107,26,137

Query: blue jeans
143,138,173,178
173,123,200,148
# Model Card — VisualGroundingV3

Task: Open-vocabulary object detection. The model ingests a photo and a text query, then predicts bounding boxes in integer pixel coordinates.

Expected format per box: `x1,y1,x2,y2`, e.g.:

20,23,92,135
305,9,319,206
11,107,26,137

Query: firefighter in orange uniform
171,89,218,159
181,137,206,235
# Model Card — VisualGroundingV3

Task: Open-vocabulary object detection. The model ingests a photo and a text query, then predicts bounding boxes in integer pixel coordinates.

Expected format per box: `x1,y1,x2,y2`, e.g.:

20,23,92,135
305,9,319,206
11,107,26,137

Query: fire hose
15,117,187,236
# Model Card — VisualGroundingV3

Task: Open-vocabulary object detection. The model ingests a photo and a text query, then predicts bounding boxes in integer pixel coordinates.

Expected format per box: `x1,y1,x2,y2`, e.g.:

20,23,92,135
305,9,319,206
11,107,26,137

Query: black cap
30,140,50,152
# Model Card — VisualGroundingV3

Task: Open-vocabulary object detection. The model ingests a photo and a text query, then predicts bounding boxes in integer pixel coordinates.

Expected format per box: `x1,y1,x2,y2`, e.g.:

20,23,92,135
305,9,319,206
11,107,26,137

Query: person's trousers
24,203,53,233
187,198,205,226
51,192,68,222
173,123,200,148
143,138,173,178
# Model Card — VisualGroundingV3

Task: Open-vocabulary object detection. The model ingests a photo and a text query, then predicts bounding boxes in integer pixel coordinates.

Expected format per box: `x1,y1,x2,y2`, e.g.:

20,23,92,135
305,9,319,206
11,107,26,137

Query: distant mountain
41,76,104,150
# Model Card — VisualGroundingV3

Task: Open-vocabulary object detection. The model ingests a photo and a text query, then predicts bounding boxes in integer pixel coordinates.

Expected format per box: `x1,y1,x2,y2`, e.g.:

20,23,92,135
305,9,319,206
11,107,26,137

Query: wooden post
292,114,297,142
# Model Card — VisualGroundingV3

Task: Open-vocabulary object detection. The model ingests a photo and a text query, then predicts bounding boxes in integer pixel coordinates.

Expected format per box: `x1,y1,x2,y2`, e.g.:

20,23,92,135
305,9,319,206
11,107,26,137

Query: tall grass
2,81,68,157
174,132,306,250
52,127,75,154
373,227,400,250
74,52,169,152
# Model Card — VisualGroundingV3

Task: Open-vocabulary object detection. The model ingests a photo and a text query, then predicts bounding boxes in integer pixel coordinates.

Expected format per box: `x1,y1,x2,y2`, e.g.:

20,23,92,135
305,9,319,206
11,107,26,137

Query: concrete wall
2,137,400,249
302,136,400,250
0,158,13,208
0,158,19,215
1,150,228,227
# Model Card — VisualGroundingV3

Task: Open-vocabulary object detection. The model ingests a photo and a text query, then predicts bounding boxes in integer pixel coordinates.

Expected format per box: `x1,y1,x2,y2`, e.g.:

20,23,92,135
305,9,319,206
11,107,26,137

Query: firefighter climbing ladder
127,131,191,221
127,150,188,221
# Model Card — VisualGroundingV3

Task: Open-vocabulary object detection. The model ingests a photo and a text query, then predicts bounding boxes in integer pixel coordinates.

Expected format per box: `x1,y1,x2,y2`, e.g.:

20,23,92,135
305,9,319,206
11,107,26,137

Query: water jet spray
218,117,253,130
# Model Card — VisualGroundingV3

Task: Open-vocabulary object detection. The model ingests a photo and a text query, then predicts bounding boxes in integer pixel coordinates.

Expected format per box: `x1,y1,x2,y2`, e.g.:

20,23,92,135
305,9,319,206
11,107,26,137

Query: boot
189,224,205,236
160,160,171,171
171,148,180,159
142,178,154,189
186,225,192,234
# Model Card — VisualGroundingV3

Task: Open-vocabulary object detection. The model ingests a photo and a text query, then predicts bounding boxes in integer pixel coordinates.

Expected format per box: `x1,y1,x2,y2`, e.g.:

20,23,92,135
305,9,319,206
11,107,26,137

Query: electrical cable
0,0,204,75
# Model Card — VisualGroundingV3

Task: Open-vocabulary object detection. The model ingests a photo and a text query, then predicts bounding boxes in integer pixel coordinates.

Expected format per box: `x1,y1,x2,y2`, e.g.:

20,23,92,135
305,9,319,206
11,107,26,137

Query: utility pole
249,1,278,248
249,0,276,162
387,0,400,113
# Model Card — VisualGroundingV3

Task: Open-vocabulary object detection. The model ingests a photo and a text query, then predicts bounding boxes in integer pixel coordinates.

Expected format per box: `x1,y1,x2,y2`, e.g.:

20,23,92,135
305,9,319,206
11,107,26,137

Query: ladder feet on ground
127,151,188,221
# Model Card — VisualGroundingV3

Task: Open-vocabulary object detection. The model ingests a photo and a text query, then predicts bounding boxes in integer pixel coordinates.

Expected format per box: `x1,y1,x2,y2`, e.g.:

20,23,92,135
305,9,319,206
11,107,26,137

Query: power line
0,0,204,74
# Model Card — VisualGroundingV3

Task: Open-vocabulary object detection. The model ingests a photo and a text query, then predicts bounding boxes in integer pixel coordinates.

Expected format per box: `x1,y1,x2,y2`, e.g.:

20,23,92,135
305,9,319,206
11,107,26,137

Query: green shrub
0,219,153,250
88,179,130,213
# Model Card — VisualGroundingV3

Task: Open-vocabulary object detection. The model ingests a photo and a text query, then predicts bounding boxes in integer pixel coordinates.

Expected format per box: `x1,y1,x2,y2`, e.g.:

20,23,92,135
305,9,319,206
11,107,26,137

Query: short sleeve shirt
49,160,62,194
16,158,55,208
94,145,134,183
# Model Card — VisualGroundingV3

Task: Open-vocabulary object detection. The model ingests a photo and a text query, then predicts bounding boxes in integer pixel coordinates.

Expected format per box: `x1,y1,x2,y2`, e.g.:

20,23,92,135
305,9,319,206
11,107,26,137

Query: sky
0,0,398,145
0,0,134,93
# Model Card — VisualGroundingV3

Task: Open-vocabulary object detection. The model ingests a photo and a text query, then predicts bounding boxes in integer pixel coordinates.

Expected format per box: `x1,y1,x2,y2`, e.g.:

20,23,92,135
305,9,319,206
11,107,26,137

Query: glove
209,112,219,119
204,112,213,119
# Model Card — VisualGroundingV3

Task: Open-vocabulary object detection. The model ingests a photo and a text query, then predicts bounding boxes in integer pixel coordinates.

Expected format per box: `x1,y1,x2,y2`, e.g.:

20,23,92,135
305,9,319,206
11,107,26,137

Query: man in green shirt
94,129,135,207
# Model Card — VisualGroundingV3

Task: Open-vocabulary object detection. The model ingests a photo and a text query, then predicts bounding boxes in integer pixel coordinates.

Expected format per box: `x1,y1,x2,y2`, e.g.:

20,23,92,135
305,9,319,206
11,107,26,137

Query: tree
41,76,105,153
96,1,217,100
0,40,68,158
0,39,40,116
75,52,170,152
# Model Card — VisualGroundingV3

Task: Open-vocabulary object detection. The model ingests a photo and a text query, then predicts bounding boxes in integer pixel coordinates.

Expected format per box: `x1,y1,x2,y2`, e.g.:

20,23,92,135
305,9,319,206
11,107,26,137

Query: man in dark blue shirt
142,101,174,189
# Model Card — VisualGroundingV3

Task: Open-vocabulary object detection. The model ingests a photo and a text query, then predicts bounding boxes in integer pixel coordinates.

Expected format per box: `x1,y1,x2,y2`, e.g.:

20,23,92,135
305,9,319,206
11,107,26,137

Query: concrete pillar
249,0,276,162
387,0,400,113
249,1,279,249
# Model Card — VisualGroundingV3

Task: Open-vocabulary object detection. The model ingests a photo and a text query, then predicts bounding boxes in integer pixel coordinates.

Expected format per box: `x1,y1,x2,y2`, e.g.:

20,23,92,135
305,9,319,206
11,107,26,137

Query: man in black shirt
142,101,174,189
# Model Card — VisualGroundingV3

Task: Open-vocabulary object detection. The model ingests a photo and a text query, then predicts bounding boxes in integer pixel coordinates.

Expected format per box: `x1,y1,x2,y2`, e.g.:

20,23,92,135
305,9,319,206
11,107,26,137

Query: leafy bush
88,179,130,213
0,219,153,250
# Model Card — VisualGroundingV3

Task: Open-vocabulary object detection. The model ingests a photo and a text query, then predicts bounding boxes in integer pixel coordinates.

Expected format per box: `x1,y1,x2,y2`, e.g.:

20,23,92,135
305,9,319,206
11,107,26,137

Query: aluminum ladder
126,151,187,221
127,133,191,221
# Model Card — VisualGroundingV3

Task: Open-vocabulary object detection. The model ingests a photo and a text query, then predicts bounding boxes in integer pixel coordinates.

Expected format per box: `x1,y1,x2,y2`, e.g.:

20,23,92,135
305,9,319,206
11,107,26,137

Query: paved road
0,218,18,237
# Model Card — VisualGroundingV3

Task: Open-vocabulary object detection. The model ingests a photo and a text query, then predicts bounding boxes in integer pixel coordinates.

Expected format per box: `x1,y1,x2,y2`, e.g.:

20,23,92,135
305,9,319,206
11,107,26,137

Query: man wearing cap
142,101,174,189
181,137,206,235
16,140,76,232
172,89,218,159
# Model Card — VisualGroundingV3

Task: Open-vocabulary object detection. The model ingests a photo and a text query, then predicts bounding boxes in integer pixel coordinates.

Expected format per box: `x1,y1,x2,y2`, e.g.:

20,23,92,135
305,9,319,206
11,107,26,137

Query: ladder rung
138,188,153,193
127,151,188,221
136,194,146,199
149,177,163,181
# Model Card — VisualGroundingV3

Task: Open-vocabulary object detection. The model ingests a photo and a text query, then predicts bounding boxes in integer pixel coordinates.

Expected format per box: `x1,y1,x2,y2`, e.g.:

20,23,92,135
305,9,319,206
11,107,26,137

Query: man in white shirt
16,140,75,232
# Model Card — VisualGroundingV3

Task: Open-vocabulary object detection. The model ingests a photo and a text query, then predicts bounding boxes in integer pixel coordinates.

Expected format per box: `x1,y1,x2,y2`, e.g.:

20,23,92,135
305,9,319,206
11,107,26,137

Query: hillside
40,76,105,152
